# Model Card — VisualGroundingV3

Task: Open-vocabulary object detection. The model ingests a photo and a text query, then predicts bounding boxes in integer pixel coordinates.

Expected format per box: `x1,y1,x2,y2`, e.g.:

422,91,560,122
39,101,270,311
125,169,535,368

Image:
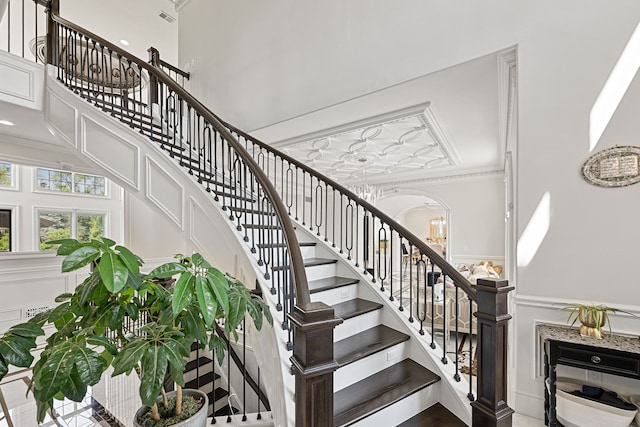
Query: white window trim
0,162,19,191
33,167,110,198
34,207,110,251
0,204,18,252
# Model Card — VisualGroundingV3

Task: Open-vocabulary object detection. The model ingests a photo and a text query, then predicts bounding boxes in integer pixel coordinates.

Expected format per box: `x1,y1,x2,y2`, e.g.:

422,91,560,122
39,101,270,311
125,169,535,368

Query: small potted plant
565,303,630,339
0,237,272,426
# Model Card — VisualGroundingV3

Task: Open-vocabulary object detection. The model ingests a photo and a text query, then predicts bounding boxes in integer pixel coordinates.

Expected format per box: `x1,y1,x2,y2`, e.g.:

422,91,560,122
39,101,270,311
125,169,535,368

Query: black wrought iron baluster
220,138,227,210
261,197,272,282
301,172,306,226
249,170,256,252
285,163,293,217
213,129,220,201
324,183,329,242
467,297,475,401
454,285,461,382
314,182,322,236
309,175,314,232
370,215,377,283
441,273,448,364
354,203,359,267
345,199,353,260
257,367,262,420
286,263,294,351
231,154,242,226
226,336,232,423
417,256,427,335
362,211,369,274
378,225,387,291
430,260,436,349
402,243,411,313
331,188,336,247
242,318,247,421
294,166,299,221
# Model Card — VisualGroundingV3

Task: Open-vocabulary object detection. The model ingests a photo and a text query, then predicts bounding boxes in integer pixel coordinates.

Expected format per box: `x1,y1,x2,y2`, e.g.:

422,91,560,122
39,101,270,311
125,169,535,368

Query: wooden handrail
48,13,311,306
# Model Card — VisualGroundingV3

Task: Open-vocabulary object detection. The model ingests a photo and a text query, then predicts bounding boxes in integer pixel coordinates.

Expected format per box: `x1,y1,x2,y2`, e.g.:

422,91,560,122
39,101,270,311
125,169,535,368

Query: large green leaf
196,276,217,328
61,246,100,273
246,298,264,331
163,340,188,387
71,344,106,386
111,339,147,377
115,245,140,278
37,344,74,401
86,335,117,356
61,366,86,402
98,252,129,293
48,239,82,256
108,306,125,331
192,253,211,269
9,322,44,338
147,262,187,279
172,271,194,315
0,334,36,367
139,346,168,407
207,269,229,316
209,333,227,366
0,356,8,379
226,287,247,336
180,306,208,344
79,271,101,305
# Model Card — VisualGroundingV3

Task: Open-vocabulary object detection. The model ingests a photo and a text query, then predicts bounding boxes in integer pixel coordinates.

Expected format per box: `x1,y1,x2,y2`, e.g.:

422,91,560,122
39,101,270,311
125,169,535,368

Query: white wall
178,0,640,419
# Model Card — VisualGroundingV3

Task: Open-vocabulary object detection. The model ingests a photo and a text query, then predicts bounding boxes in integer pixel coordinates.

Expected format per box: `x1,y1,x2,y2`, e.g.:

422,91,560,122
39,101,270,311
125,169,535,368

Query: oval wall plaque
582,146,640,187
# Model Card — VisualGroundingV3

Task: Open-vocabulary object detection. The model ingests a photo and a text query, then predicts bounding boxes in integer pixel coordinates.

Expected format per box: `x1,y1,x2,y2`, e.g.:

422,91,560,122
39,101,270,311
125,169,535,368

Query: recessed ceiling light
120,39,130,46
0,120,14,126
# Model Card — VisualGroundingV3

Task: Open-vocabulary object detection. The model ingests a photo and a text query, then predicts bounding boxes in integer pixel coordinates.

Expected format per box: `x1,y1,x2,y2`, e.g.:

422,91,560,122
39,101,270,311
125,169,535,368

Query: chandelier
348,154,383,205
349,182,384,205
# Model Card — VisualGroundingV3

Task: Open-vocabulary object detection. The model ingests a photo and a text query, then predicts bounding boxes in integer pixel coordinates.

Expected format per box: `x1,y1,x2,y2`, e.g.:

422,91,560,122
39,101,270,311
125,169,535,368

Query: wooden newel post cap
289,302,343,378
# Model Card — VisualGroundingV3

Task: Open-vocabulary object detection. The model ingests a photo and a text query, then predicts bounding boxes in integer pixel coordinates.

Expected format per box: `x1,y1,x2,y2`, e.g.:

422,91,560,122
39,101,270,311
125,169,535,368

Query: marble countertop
538,323,640,354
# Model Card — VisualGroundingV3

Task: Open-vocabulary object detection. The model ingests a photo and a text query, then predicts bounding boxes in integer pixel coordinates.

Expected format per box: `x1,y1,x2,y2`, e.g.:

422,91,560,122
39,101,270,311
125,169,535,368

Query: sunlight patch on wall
590,21,640,152
517,192,550,267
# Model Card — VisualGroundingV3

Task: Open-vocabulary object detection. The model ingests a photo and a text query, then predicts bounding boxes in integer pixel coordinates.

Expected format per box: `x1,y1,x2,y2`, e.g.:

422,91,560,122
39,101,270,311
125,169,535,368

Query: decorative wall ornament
582,146,640,187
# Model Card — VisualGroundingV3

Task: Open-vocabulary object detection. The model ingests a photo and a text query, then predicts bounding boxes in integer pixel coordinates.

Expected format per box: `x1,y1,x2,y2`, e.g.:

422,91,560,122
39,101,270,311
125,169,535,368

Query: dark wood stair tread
273,257,337,271
333,358,440,426
257,241,315,249
335,325,409,367
184,356,212,372
333,298,383,321
308,276,359,294
207,387,229,403
396,403,467,427
184,371,220,389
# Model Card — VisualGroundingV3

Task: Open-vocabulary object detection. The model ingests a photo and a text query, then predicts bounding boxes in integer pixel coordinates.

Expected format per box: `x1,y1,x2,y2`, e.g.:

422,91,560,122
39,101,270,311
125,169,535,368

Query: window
0,209,11,252
0,162,13,188
39,210,105,251
36,168,106,196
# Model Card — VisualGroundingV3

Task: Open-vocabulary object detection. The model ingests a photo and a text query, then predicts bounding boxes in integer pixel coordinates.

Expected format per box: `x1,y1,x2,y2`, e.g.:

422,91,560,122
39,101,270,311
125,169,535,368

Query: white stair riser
304,263,337,281
310,284,358,306
299,245,316,258
334,310,382,341
333,342,409,392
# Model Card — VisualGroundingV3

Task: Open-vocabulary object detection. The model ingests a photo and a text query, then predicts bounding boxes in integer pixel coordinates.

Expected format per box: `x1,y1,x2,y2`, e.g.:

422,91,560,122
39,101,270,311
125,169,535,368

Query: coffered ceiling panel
279,103,461,181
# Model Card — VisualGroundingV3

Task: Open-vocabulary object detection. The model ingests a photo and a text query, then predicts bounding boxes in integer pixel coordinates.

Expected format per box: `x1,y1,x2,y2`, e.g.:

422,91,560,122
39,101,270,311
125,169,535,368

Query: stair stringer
41,69,294,426
292,221,474,426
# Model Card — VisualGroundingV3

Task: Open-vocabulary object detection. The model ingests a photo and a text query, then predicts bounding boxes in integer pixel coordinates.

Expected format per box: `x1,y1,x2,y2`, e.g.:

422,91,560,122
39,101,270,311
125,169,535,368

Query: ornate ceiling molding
273,103,460,182
382,169,504,188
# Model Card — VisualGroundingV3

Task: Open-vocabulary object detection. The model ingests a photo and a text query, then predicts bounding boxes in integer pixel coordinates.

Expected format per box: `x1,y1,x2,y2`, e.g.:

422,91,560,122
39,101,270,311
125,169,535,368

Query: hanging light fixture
348,155,383,205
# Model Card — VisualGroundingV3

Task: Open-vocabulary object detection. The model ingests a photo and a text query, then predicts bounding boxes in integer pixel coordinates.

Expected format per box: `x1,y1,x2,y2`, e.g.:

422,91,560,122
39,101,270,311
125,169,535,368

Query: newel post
471,278,515,427
147,47,160,106
45,0,59,66
289,301,343,426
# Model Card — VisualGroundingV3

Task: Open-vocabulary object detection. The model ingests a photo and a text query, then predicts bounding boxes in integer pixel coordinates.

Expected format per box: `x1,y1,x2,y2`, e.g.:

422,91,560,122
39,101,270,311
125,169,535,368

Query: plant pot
578,310,606,339
133,389,208,427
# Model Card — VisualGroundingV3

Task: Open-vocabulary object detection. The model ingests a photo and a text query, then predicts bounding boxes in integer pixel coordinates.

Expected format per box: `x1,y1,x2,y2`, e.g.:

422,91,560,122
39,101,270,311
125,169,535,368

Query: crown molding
381,168,504,188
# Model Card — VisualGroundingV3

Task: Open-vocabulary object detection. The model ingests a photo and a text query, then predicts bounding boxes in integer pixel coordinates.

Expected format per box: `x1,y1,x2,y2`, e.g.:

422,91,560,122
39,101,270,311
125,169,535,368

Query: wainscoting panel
0,51,44,109
81,115,140,190
46,90,78,147
146,156,184,229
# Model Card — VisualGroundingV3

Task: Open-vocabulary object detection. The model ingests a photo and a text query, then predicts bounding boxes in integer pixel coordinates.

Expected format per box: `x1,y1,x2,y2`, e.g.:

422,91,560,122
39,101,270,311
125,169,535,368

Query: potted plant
0,237,272,426
565,303,630,339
